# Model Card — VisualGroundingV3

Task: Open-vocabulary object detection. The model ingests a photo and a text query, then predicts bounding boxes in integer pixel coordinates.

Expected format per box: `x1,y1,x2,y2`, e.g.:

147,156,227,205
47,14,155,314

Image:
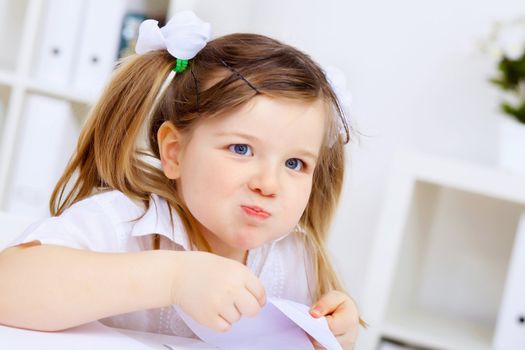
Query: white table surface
0,322,217,350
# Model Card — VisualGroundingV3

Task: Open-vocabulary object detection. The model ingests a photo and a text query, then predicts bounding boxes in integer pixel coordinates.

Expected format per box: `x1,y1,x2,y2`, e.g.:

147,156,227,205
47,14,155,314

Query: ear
157,121,184,180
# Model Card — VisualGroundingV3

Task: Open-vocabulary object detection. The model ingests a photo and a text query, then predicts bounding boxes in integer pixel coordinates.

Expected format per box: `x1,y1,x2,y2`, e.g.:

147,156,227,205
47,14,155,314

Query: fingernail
310,307,321,317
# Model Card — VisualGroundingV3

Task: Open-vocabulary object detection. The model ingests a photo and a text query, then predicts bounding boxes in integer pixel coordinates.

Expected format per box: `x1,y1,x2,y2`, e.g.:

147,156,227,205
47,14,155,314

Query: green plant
486,18,525,124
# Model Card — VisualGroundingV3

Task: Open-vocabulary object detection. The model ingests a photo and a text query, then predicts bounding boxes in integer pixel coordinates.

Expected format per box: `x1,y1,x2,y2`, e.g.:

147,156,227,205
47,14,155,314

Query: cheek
179,153,240,219
281,178,313,225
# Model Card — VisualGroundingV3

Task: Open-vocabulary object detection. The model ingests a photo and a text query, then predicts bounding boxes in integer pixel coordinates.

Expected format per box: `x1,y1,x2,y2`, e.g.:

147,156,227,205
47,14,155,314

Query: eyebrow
215,131,319,161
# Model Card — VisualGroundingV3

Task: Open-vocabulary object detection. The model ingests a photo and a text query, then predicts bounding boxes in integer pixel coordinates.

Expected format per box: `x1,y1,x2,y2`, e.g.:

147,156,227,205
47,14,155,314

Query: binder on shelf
33,0,85,87
493,213,525,349
5,94,79,218
0,0,27,70
117,4,166,60
71,0,127,98
118,12,148,59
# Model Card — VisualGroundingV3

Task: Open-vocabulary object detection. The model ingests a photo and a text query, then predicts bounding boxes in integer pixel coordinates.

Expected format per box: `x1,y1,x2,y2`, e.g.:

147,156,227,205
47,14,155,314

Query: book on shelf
117,10,167,60
0,0,24,69
4,94,79,218
118,13,148,59
71,0,127,97
33,0,85,87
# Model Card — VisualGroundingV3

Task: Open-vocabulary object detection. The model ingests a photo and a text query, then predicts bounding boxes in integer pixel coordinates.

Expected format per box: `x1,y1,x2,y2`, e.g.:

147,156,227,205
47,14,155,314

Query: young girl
0,11,363,349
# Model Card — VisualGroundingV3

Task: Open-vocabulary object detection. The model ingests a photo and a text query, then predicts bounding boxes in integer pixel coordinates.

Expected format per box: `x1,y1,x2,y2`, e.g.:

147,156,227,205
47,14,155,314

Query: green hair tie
174,58,189,72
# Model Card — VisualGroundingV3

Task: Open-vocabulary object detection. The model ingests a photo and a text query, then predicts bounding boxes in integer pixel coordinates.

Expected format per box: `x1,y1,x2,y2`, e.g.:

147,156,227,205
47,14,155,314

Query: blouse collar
130,194,191,251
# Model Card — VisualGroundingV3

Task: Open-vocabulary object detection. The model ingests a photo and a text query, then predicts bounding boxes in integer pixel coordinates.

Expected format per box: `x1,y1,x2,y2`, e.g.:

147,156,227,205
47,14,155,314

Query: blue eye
229,144,253,156
285,158,304,171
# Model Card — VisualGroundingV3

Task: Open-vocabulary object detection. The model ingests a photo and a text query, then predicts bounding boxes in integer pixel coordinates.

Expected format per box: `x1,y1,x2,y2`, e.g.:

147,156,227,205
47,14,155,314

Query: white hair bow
135,10,211,60
324,66,352,144
136,11,211,123
324,66,352,110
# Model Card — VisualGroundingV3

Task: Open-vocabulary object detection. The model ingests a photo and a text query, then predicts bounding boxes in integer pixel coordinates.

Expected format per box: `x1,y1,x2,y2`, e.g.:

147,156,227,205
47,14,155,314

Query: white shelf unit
0,0,28,72
357,152,525,350
0,0,176,213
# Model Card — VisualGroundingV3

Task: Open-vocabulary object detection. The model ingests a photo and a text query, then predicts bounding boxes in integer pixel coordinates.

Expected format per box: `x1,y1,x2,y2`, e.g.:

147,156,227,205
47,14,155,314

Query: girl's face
162,95,327,261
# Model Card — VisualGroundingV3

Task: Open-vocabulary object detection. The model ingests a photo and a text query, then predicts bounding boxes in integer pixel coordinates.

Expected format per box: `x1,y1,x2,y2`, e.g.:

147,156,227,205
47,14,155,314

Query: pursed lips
240,205,271,219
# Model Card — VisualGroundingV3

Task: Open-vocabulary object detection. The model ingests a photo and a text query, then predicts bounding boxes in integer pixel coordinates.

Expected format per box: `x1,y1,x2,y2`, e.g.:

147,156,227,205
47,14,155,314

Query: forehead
197,95,328,147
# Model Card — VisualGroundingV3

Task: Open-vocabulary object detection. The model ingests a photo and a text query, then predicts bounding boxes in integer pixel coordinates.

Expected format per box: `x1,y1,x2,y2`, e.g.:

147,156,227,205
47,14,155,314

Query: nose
247,163,279,197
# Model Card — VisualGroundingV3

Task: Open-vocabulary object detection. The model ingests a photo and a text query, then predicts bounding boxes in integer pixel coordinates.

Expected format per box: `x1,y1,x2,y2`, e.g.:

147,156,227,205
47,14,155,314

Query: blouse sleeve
7,196,121,252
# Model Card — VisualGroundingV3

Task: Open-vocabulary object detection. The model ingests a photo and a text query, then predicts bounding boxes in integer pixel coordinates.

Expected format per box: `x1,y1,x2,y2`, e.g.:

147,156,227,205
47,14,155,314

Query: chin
232,232,263,250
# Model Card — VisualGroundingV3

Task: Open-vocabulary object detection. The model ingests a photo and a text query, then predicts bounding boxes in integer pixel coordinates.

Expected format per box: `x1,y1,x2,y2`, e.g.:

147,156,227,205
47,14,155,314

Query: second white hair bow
324,66,352,144
135,11,212,59
324,66,352,111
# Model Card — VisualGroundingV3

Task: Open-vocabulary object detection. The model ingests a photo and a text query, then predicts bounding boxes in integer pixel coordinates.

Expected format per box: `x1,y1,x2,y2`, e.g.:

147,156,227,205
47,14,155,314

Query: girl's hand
170,251,266,332
308,290,360,350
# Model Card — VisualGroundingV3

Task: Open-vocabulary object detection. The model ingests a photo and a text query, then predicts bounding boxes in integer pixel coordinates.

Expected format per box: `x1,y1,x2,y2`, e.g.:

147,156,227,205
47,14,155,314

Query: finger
325,299,359,336
207,314,232,333
219,303,242,325
235,289,263,317
245,273,266,307
310,290,346,317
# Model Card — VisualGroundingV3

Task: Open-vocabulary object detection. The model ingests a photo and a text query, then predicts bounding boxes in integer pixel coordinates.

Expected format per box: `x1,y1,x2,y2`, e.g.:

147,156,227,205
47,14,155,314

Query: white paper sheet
176,297,343,350
271,298,342,350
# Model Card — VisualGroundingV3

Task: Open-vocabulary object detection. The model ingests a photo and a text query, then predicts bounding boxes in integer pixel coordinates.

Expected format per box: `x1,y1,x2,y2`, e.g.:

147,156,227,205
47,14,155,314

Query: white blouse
9,190,314,337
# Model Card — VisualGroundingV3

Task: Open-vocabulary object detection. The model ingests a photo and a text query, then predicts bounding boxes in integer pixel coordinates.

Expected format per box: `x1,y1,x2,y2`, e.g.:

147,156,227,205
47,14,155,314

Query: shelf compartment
383,307,492,350
382,181,525,349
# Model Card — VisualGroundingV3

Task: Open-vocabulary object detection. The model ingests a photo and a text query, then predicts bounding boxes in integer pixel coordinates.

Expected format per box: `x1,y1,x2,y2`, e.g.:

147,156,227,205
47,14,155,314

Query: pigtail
302,135,345,286
50,52,174,216
50,50,211,252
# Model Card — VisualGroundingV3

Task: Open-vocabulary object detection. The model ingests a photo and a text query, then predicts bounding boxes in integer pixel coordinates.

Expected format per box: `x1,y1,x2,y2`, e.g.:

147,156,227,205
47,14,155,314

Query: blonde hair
51,33,364,325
